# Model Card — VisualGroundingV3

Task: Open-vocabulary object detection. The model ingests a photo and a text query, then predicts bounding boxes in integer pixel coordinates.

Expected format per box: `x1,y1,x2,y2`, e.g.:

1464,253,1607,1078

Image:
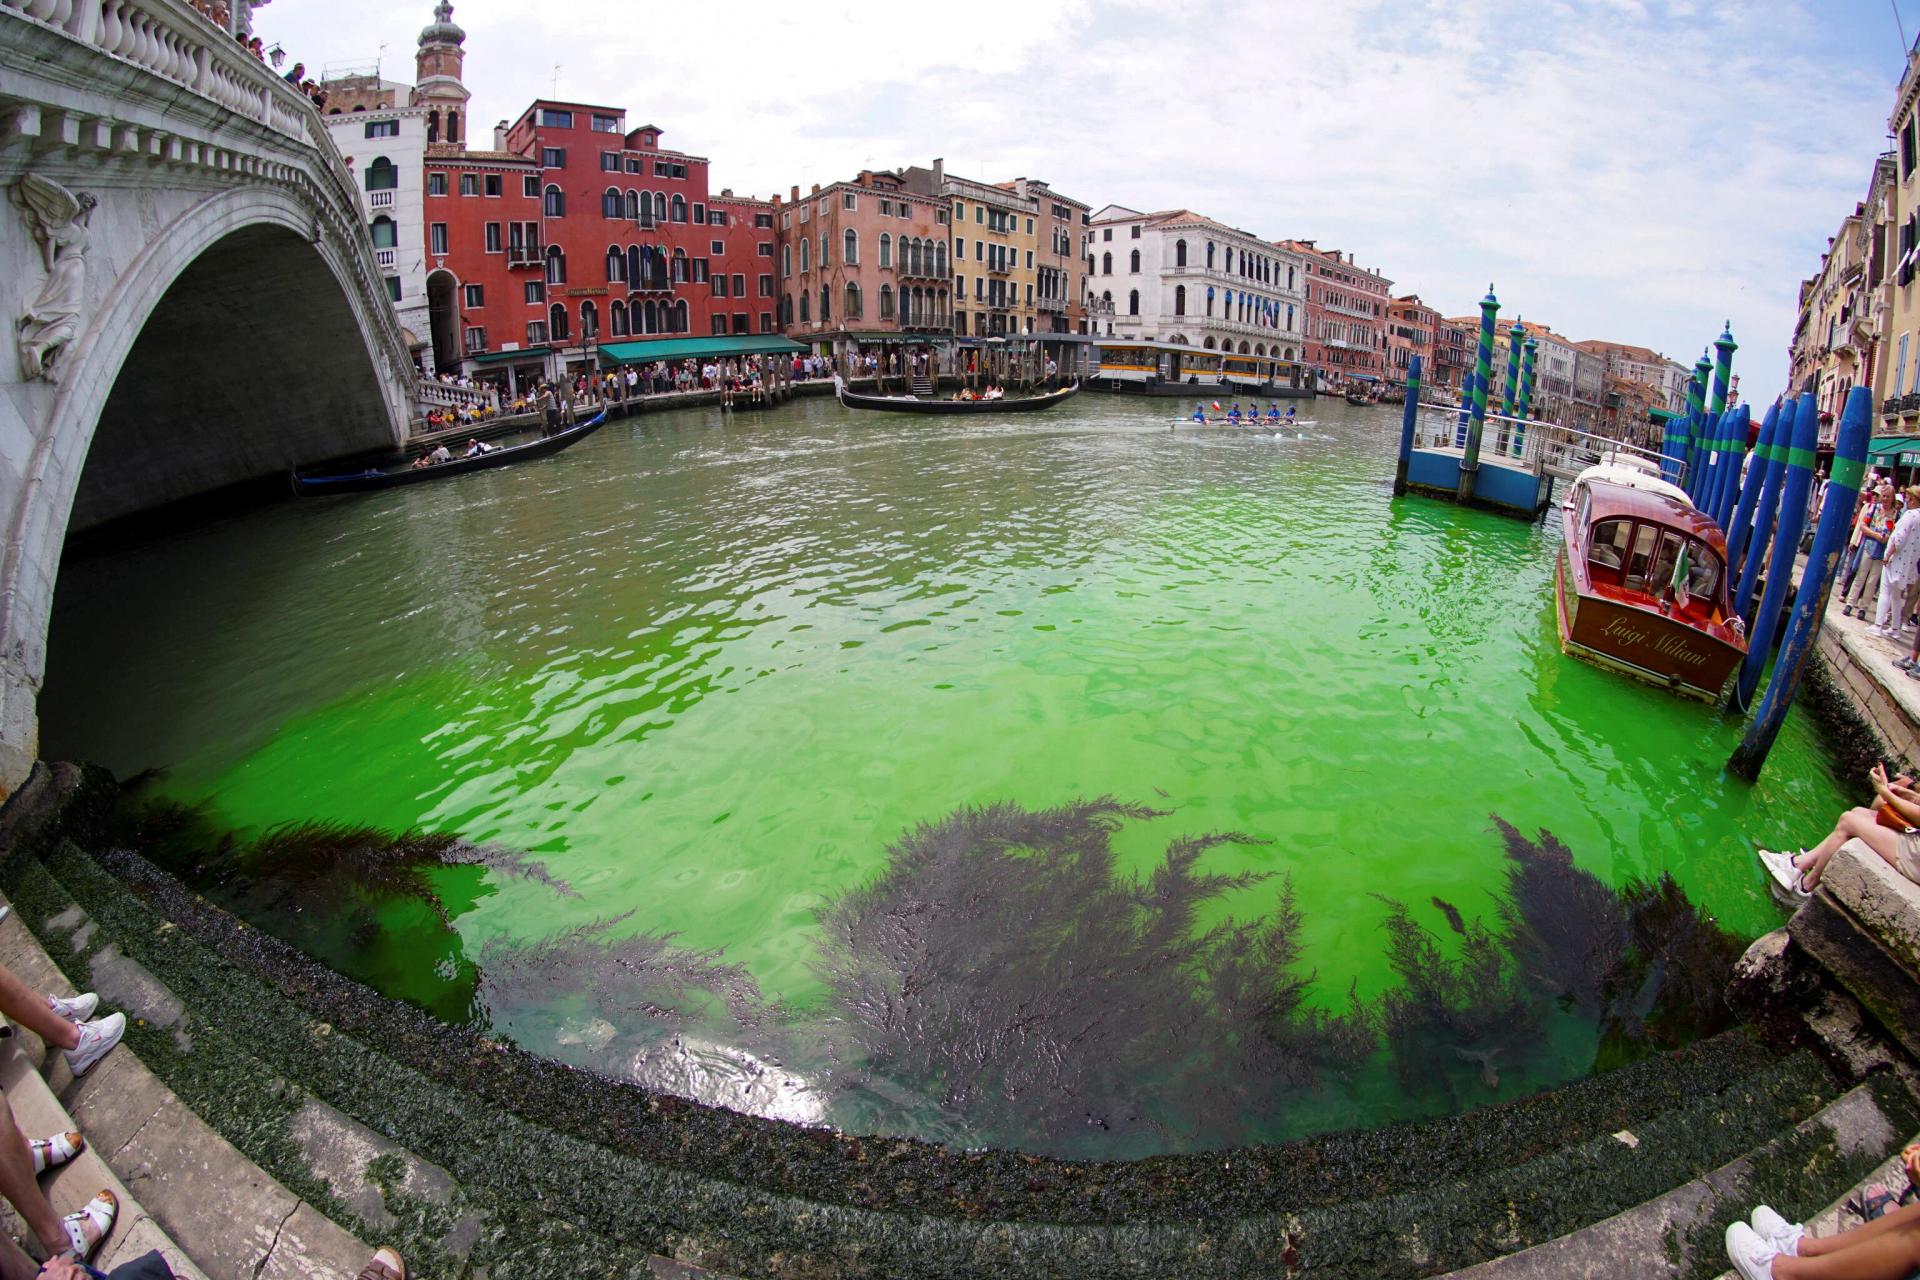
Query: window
540,146,566,168
670,194,687,222
385,276,402,301
626,156,643,173
544,184,565,217
580,300,598,340
463,325,485,352
549,302,569,341
693,203,705,224
527,320,548,344
799,239,809,273
1130,249,1141,273
365,156,398,192
954,200,965,220
653,192,667,223
711,315,728,336
1026,217,1034,234
363,118,399,139
844,228,858,265
591,114,621,133
601,152,621,172
370,216,398,249
463,283,484,308
880,284,894,319
539,108,574,128
626,190,641,221
799,292,810,322
693,257,709,284
711,239,725,255
485,222,502,253
732,273,745,296
844,283,861,319
605,245,624,282
523,175,539,198
713,273,729,297
429,222,448,254
756,242,771,257
654,160,669,176
1905,117,1918,180
428,172,447,196
878,233,892,269
524,280,545,304
610,300,629,336
545,245,566,283
975,205,984,224
760,312,773,333
1128,290,1140,316
1102,252,1112,274
1102,227,1112,241
956,273,965,296
820,232,829,268
480,173,498,198
672,248,687,283
1175,285,1186,316
954,236,964,261
1175,239,1187,267
603,187,623,218
819,285,830,321
759,273,772,297
781,244,791,276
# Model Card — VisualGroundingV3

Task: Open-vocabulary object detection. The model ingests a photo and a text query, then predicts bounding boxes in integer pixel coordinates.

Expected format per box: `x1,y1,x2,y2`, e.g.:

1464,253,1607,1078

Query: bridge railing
417,380,500,414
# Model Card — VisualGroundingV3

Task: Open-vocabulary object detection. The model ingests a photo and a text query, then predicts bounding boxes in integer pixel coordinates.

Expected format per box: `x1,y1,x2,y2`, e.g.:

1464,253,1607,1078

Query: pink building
1275,240,1392,385
1386,294,1439,387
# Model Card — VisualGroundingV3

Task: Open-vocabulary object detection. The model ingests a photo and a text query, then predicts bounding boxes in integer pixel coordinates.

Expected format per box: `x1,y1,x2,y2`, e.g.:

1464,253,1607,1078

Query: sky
262,0,1911,395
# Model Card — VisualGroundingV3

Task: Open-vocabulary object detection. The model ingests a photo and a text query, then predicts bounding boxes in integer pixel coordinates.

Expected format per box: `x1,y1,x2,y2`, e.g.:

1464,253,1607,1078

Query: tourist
1841,488,1898,619
37,1245,171,1278
428,443,453,464
1727,1199,1920,1278
463,438,495,458
282,61,304,85
1759,762,1920,902
1871,486,1920,639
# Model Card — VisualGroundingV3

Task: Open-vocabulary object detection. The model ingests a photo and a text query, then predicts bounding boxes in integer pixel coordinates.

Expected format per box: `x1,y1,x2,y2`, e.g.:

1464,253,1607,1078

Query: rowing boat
290,410,609,496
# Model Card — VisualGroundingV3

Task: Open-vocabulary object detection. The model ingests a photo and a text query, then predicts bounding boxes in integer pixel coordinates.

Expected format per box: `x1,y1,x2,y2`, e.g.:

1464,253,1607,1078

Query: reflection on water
113,785,1743,1157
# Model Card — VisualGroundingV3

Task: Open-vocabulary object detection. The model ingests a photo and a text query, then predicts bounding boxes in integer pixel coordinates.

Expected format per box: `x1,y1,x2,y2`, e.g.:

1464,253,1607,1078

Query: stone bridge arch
2,0,416,787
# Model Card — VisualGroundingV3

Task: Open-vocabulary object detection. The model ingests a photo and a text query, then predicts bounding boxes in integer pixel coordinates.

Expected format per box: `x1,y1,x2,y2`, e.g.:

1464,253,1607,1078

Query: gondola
834,379,1080,415
291,410,608,496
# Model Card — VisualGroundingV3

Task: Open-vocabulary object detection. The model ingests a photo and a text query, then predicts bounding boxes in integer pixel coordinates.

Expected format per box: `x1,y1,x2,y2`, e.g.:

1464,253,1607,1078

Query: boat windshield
1591,519,1725,615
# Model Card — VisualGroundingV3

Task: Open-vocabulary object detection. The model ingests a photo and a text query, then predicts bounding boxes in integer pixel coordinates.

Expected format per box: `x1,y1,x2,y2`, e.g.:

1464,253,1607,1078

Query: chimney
932,157,944,187
493,120,508,150
790,185,800,202
720,187,733,197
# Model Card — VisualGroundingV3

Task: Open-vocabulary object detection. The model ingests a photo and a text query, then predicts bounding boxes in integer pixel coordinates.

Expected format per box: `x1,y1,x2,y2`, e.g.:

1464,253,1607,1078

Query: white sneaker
63,1013,123,1076
47,992,98,1022
1751,1205,1804,1256
1758,849,1808,897
1726,1221,1779,1280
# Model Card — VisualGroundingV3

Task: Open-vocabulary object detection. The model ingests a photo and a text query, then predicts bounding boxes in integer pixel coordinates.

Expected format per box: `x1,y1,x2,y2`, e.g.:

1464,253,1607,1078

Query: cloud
267,0,1897,389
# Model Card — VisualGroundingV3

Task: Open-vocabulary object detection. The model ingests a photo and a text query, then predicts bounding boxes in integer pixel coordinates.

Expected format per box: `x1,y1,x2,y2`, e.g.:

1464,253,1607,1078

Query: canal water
41,393,1848,1157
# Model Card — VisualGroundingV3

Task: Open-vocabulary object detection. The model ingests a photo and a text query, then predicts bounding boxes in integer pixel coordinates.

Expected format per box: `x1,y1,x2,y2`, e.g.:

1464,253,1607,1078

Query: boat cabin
1573,480,1732,627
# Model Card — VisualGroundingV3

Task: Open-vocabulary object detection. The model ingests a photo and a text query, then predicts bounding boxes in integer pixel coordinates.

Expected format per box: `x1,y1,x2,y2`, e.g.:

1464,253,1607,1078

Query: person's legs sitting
1791,808,1906,889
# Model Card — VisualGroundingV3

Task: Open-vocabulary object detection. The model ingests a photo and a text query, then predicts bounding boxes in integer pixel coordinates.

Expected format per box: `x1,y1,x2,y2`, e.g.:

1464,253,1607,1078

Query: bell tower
411,2,470,148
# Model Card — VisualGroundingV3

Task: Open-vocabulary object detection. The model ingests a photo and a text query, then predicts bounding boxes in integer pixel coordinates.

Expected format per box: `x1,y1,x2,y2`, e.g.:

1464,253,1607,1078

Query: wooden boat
1553,460,1747,702
291,410,609,496
1344,390,1372,406
835,379,1080,415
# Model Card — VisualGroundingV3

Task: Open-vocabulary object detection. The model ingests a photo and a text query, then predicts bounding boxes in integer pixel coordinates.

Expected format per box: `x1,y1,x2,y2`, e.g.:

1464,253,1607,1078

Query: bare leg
1796,1200,1920,1256
1776,1214,1920,1276
0,964,77,1052
1794,809,1903,889
0,1099,66,1256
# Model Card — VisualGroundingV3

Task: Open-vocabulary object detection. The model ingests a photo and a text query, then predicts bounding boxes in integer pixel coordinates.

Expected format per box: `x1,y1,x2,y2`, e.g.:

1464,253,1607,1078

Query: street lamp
267,43,285,68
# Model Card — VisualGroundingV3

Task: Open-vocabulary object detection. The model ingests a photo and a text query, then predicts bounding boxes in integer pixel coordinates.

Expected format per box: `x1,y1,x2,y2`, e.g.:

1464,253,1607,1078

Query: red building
1274,240,1392,386
1386,294,1439,388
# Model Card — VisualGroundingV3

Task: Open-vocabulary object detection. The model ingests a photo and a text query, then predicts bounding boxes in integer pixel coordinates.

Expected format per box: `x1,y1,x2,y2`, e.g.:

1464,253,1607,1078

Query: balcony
368,189,396,210
1037,295,1067,313
375,248,396,268
506,244,545,268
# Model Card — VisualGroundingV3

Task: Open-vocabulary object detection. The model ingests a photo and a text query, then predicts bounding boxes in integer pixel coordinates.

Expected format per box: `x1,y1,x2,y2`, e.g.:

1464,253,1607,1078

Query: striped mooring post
1393,355,1422,496
1732,392,1820,710
1712,405,1751,531
1724,399,1781,583
1685,352,1713,503
1514,336,1538,456
1734,397,1797,625
1498,321,1525,451
1730,385,1873,779
1707,324,1739,525
1457,286,1500,504
1661,408,1689,486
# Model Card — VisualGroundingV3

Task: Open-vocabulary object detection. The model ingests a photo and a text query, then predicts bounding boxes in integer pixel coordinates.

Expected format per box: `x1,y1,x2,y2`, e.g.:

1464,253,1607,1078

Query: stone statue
12,175,97,384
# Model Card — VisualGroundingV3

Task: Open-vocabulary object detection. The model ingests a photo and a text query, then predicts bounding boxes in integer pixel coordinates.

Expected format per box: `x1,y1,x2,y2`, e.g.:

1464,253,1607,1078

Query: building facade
1882,42,1920,432
1432,318,1475,397
1386,294,1439,386
321,79,433,366
1275,240,1391,385
774,171,952,359
1087,205,1306,366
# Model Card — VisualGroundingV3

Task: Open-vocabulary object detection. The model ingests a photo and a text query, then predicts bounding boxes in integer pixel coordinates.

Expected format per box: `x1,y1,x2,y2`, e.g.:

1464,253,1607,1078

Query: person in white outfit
1872,485,1920,637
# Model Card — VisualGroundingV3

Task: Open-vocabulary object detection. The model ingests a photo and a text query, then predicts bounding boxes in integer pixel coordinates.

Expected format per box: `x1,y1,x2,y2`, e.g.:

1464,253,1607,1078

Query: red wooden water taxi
1554,462,1748,702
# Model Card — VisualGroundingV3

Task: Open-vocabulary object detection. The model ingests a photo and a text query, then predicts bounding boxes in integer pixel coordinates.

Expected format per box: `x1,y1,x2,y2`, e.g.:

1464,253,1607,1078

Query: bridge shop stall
1091,340,1314,399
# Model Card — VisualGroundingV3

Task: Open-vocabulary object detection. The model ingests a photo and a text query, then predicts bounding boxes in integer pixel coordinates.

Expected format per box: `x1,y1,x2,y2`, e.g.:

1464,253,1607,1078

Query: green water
41,393,1848,1153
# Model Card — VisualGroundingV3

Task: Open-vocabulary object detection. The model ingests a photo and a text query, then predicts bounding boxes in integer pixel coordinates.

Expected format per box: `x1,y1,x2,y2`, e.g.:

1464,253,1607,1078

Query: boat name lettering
1598,615,1710,667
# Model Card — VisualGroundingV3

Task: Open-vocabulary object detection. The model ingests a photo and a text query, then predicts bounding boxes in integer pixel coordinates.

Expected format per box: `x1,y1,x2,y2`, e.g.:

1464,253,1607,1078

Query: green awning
469,346,550,366
1866,436,1920,460
596,335,804,365
1649,407,1681,422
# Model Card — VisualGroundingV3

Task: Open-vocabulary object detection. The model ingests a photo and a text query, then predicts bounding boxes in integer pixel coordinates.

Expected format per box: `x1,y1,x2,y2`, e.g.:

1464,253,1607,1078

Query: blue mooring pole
1735,397,1797,626
1732,392,1819,711
1685,353,1713,502
1698,410,1725,520
1713,404,1751,530
1724,400,1779,581
1729,385,1872,779
1393,355,1422,496
1661,412,1688,486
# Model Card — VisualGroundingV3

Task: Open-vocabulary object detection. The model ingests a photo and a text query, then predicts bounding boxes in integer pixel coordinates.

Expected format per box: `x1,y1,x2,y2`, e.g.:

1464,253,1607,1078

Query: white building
1086,205,1306,372
322,87,433,369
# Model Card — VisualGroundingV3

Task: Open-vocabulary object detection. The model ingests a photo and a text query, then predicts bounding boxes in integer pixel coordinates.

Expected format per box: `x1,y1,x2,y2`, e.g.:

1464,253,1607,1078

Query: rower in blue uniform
1284,405,1297,424
1191,403,1207,422
1266,403,1281,421
1227,403,1243,423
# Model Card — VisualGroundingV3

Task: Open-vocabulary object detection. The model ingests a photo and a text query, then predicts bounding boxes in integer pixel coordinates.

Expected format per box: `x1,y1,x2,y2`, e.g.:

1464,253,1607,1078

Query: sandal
356,1246,407,1280
60,1188,114,1260
1848,1182,1900,1221
30,1131,83,1176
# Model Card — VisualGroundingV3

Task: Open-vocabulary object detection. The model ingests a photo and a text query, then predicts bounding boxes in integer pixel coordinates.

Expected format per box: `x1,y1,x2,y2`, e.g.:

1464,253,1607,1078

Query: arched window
880,283,894,318
935,241,947,277
819,232,829,268
1255,343,1266,357
878,233,892,269
1128,290,1140,316
1206,241,1215,268
1129,249,1140,273
545,245,566,284
799,291,810,322
670,194,687,222
799,238,810,273
626,190,640,221
781,294,793,326
1101,290,1112,307
674,300,688,332
549,302,569,342
671,247,687,283
446,110,459,145
605,245,624,282
602,187,622,218
581,300,599,341
1239,340,1250,354
1284,346,1295,360
1174,284,1186,316
365,156,397,192
426,113,439,143
1101,251,1112,275
902,238,916,276
844,228,859,266
641,300,658,334
1287,304,1295,330
845,283,861,319
819,285,831,322
626,245,642,290
610,300,628,336
653,192,667,223
543,184,565,217
369,215,397,248
1175,239,1187,267
1204,336,1216,350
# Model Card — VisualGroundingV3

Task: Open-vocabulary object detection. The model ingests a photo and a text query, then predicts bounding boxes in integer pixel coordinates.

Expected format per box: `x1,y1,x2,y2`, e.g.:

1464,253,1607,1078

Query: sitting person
1728,1198,1920,1278
463,438,495,458
1760,762,1920,902
1191,404,1207,423
409,452,432,470
428,444,453,465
